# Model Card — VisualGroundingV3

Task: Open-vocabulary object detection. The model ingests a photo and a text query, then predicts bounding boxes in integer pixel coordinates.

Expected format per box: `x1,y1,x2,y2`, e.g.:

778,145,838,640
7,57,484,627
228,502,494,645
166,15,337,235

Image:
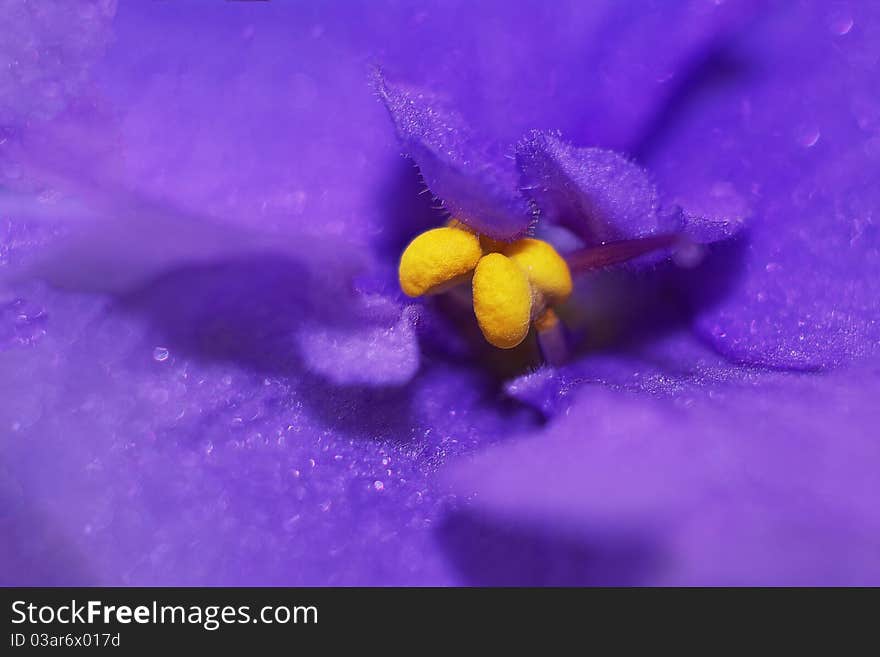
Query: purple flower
1,0,878,586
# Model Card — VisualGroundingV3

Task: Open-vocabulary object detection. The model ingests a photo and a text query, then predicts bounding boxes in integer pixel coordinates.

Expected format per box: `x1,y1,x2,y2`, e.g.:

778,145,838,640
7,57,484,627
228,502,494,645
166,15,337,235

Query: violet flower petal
0,272,538,584
645,2,880,369
517,131,745,251
0,0,116,126
376,73,533,240
517,131,660,243
446,364,880,585
506,332,739,417
371,0,759,151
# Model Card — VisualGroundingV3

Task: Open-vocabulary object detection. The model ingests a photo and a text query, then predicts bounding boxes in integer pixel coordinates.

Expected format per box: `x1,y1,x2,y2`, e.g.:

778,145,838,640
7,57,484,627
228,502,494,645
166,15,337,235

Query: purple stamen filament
564,233,679,274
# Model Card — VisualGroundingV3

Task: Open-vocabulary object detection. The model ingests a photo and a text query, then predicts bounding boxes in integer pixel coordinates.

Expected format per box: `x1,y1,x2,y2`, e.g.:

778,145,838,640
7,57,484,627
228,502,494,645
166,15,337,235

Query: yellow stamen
472,253,533,349
398,226,482,297
398,223,572,354
503,238,573,305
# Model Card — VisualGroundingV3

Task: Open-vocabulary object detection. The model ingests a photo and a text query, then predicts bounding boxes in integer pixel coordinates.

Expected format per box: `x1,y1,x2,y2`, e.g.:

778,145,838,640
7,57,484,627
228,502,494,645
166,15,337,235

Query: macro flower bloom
1,0,879,586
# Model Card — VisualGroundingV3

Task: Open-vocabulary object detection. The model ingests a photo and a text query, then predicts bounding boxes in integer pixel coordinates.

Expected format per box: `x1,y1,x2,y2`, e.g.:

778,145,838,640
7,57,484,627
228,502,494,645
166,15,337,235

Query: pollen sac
398,222,572,352
399,226,482,297
472,253,533,349
504,238,572,305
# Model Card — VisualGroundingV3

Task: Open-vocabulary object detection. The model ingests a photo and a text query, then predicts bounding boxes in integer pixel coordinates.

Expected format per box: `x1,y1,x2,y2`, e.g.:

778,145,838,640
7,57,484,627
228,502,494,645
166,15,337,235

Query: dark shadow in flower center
563,235,749,361
373,157,449,263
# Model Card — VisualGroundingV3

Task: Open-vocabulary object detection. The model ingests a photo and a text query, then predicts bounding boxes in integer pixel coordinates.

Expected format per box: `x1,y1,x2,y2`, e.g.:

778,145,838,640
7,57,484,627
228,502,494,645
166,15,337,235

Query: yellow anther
398,224,571,353
398,226,483,297
472,253,533,349
504,238,573,305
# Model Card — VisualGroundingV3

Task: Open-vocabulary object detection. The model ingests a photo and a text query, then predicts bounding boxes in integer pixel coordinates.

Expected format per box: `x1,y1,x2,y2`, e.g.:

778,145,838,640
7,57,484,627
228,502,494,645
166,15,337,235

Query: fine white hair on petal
296,303,421,387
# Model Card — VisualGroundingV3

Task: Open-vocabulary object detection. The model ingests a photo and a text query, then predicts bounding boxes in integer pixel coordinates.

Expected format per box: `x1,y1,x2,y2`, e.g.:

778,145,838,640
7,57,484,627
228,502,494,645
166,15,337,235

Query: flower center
398,221,572,349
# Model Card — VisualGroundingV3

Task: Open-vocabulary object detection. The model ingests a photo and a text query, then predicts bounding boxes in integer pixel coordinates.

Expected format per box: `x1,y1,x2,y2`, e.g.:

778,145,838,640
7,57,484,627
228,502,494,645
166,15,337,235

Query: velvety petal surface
643,1,880,369
446,363,880,585
0,0,116,126
518,130,746,249
376,73,533,239
517,132,659,243
0,264,540,585
367,0,759,150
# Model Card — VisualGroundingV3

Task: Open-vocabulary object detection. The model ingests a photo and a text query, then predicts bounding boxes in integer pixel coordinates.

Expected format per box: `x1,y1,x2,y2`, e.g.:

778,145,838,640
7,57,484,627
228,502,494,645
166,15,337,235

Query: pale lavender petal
297,302,420,387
